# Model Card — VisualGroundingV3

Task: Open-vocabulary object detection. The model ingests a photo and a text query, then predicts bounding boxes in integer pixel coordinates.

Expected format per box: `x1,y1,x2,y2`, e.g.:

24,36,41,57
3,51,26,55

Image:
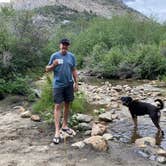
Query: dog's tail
155,99,164,110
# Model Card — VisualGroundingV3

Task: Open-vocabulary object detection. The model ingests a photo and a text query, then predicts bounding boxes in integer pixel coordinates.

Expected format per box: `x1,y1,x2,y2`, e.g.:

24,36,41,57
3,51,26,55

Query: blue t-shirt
48,51,76,88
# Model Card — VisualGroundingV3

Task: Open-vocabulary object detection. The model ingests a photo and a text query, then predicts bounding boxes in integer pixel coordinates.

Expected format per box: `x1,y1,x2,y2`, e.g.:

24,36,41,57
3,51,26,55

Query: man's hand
53,59,59,66
45,59,59,72
74,82,78,92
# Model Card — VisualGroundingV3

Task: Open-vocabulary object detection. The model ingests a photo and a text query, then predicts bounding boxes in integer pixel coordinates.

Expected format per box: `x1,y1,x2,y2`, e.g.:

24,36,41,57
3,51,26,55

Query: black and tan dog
121,96,164,135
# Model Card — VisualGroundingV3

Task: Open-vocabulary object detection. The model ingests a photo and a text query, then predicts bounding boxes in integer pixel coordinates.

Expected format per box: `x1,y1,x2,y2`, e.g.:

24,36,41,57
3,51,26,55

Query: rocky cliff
2,0,144,19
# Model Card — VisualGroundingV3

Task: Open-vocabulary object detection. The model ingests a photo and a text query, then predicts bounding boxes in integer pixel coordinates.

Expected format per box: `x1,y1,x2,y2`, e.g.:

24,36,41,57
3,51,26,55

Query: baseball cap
59,38,70,45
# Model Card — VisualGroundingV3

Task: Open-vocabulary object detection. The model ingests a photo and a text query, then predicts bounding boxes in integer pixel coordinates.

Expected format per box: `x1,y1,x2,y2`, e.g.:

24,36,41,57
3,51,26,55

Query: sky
0,0,10,2
123,0,166,23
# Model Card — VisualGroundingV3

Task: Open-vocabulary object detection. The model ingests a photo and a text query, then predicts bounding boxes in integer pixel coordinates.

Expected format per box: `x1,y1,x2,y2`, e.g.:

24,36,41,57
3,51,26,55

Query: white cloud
125,0,166,22
0,0,10,3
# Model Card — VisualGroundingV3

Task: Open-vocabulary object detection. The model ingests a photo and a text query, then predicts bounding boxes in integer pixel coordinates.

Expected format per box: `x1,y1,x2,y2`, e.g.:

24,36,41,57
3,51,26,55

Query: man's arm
72,68,78,91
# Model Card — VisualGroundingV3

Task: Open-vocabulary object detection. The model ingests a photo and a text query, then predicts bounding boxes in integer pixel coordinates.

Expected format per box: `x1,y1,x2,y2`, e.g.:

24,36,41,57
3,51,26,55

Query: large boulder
84,136,108,151
76,113,93,123
103,133,113,141
71,141,85,149
99,111,113,122
78,122,92,131
135,137,156,148
91,123,107,136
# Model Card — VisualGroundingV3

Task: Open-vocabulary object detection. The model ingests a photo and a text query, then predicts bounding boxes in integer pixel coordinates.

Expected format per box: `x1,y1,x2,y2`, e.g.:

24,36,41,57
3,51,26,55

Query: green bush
7,76,32,95
71,91,87,114
32,75,54,115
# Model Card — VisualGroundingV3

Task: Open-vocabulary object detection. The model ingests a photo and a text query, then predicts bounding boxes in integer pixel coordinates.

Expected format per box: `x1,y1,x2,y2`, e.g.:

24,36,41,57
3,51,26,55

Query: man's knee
54,104,61,111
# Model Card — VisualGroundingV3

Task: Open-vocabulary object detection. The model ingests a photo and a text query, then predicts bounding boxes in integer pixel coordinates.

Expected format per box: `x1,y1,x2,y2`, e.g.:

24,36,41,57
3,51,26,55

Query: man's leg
61,84,74,134
54,103,62,137
62,102,70,129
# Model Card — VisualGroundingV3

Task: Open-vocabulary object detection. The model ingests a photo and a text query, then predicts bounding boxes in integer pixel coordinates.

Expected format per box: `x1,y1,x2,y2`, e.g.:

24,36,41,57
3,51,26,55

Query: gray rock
149,155,156,161
136,150,149,158
78,122,92,131
113,85,123,92
76,113,93,123
157,156,166,164
84,136,108,151
31,115,41,122
135,137,156,148
21,111,31,118
71,141,85,149
14,106,25,112
103,133,113,140
99,112,113,122
156,148,166,156
84,130,91,136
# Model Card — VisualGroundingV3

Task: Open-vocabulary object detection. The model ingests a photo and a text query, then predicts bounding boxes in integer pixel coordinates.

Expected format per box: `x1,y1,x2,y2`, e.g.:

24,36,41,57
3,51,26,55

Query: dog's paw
161,130,164,136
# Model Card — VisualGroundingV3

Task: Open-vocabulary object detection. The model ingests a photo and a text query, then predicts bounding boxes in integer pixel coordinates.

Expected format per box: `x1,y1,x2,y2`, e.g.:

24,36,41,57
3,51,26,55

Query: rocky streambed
0,74,166,165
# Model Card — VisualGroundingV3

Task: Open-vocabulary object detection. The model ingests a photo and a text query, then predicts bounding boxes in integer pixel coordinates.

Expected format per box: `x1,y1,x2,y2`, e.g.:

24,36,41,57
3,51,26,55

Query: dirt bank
0,95,163,166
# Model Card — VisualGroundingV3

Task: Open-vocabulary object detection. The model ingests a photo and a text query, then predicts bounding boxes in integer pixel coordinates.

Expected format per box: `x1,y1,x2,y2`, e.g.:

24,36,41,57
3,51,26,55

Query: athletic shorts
53,84,74,104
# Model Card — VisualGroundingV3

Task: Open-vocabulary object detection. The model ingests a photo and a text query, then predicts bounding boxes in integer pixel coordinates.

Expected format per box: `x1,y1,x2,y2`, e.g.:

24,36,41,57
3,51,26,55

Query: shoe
53,137,60,144
61,128,73,135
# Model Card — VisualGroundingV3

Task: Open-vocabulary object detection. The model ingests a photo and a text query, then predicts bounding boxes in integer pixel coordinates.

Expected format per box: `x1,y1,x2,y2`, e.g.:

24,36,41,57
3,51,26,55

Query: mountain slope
8,0,145,19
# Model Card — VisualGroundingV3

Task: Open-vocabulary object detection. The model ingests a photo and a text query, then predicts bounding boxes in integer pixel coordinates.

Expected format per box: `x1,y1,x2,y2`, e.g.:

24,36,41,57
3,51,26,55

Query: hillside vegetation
0,4,166,99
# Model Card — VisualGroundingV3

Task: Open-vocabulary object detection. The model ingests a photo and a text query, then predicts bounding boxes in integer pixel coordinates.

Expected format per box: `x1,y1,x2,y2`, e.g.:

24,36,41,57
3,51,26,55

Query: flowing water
85,76,166,150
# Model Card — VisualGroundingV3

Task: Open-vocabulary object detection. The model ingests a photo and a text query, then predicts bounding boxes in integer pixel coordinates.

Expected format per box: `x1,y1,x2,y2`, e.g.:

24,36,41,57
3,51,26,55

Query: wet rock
84,136,108,151
111,114,119,120
156,148,166,156
91,123,107,136
71,141,85,149
103,133,113,140
99,112,113,122
157,156,166,164
84,130,91,136
20,111,31,118
78,122,92,131
135,137,156,148
76,113,93,123
31,115,41,122
136,149,150,158
149,155,156,161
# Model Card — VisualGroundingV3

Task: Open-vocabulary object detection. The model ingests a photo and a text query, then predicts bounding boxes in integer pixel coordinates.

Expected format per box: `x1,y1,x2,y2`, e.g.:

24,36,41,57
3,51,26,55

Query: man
45,38,78,144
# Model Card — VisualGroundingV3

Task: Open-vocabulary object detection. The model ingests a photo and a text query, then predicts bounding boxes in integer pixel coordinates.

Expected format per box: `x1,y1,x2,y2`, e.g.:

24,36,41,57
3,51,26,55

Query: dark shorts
53,84,74,104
